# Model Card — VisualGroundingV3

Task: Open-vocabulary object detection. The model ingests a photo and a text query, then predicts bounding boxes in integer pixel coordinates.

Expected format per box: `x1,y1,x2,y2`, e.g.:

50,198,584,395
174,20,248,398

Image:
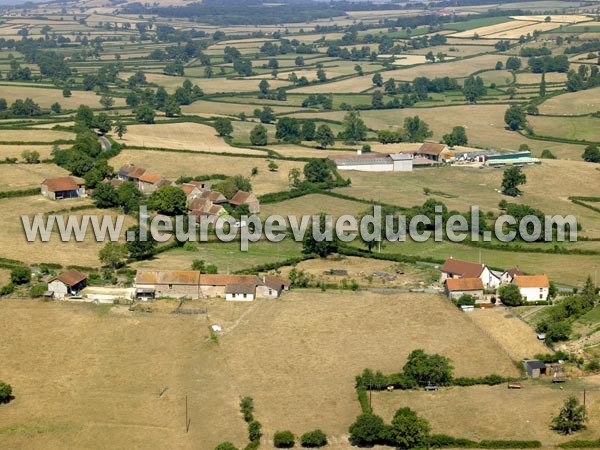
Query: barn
48,269,88,299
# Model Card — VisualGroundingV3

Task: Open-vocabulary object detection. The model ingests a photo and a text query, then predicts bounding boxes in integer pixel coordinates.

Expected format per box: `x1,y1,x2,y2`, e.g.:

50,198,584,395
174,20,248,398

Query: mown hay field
260,193,369,219
538,86,600,115
451,20,538,38
112,122,265,155
0,144,68,160
181,100,301,117
290,54,515,93
486,21,564,38
0,85,125,109
0,129,74,143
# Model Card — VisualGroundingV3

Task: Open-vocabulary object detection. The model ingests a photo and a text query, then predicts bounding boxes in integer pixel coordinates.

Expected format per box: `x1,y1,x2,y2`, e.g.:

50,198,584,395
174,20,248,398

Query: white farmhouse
513,275,549,302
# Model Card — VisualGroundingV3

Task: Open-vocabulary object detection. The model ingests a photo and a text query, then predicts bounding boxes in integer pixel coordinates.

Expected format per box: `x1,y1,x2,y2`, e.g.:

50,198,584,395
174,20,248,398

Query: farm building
41,177,86,200
181,183,203,202
523,359,547,378
134,270,290,300
118,164,146,183
229,190,260,214
329,151,413,172
414,143,453,162
138,172,164,194
135,270,202,299
48,269,88,299
444,277,485,302
439,257,501,289
225,283,256,301
513,275,550,302
500,267,524,284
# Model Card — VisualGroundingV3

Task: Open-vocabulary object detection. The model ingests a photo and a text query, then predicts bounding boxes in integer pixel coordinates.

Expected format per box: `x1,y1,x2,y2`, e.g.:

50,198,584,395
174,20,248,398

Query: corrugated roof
57,269,87,287
418,143,449,155
514,275,549,288
446,277,484,291
441,258,485,278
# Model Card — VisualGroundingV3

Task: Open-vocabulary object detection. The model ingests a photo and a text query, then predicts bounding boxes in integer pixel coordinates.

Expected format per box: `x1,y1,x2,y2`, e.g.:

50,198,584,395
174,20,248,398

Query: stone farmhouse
134,270,289,301
48,269,88,299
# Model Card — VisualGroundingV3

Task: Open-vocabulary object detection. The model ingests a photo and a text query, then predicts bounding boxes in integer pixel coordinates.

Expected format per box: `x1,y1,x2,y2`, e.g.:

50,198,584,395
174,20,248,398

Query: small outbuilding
48,269,88,299
41,177,86,200
523,359,547,378
225,283,256,301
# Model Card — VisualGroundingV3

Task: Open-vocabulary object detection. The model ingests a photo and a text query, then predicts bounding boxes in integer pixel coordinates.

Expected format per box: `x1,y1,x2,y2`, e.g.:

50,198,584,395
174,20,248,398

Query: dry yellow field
0,163,69,192
112,122,264,155
276,256,438,289
0,129,74,143
260,193,368,219
0,144,67,160
372,379,600,445
291,54,507,93
452,20,538,38
466,307,550,361
486,21,564,39
110,149,304,195
0,196,134,266
0,86,125,109
516,72,567,84
287,105,588,159
329,159,600,234
0,292,521,449
539,86,600,115
511,14,593,23
181,100,300,117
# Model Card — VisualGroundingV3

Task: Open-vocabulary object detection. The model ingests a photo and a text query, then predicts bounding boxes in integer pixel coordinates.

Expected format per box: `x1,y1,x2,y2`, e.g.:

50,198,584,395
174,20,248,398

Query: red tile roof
139,172,162,184
42,177,84,193
514,275,549,288
446,277,484,291
230,190,252,206
441,258,485,278
264,275,291,290
506,267,524,277
225,283,256,295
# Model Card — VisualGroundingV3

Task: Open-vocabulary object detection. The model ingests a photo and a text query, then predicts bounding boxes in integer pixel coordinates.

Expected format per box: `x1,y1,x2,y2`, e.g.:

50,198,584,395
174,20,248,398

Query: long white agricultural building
329,152,413,172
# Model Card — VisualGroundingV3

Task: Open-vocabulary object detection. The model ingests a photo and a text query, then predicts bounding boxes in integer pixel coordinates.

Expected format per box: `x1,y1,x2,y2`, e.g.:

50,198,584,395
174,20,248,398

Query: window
243,293,247,298
540,294,543,299
168,284,172,289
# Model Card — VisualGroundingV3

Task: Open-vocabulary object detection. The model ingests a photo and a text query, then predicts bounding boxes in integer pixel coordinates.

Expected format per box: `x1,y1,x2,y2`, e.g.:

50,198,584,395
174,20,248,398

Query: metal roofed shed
523,359,547,378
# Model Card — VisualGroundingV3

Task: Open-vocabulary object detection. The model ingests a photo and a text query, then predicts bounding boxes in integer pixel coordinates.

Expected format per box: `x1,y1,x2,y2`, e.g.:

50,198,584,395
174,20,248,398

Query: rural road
99,136,111,152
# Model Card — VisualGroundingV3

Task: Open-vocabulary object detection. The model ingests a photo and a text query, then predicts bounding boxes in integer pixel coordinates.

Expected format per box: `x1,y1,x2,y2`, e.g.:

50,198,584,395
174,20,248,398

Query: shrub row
560,439,600,448
235,256,313,275
0,188,41,199
429,435,541,448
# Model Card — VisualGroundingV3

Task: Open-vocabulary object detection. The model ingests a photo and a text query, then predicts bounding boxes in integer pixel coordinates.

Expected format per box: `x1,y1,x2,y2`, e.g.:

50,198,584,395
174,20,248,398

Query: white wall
520,286,548,302
337,163,394,172
225,292,255,301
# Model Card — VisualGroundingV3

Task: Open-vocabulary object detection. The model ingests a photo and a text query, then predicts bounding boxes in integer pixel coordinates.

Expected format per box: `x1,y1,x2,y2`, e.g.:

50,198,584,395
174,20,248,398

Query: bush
349,413,386,445
0,382,12,403
214,443,238,450
274,430,295,448
240,396,254,422
300,429,327,447
0,283,15,296
10,266,31,285
248,420,262,442
29,284,48,298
